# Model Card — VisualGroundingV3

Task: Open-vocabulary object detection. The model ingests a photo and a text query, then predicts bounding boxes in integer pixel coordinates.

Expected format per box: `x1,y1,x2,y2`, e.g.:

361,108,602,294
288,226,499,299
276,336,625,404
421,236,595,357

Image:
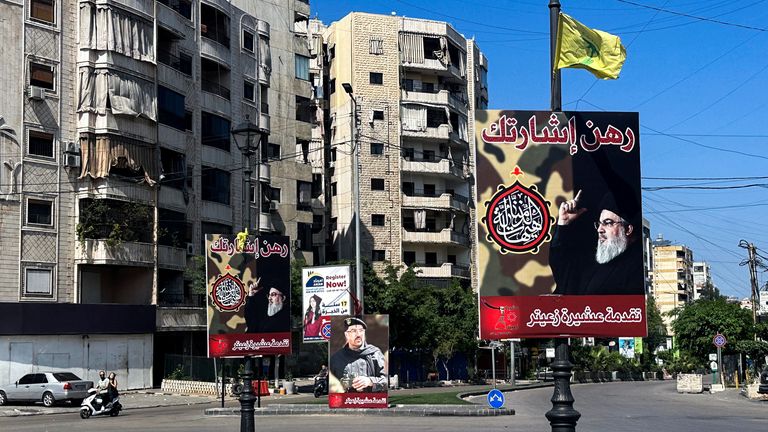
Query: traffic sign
321,323,332,340
710,361,718,370
709,353,717,361
487,389,505,409
713,334,727,348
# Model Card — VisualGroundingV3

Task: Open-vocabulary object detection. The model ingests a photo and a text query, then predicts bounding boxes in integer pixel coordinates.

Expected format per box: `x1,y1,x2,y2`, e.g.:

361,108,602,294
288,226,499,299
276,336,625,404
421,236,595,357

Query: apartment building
322,12,488,286
651,235,694,333
692,261,712,301
0,0,317,388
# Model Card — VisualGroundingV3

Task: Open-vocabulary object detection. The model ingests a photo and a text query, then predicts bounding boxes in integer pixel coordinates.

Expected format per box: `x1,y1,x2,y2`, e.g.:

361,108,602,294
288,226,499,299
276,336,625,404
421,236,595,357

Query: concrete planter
162,378,233,396
283,381,296,395
676,374,704,393
743,384,768,400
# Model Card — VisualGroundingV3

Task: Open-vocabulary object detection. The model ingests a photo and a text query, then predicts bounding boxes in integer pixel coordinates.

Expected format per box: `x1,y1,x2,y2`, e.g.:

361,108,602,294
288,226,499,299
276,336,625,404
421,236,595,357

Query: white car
0,372,93,407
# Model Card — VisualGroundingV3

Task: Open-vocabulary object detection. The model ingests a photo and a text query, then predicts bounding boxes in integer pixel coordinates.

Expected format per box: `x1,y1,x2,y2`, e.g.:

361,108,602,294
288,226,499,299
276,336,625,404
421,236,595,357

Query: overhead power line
615,0,768,32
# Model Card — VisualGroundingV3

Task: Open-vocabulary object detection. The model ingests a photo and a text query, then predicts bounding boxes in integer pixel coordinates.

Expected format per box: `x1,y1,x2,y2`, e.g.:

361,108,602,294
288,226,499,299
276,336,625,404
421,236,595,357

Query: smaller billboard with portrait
302,265,352,343
618,337,635,358
328,315,389,409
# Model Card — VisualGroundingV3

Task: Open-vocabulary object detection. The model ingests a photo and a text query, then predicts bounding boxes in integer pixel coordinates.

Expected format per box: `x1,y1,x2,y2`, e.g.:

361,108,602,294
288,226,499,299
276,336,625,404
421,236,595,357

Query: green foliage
290,257,307,325
645,296,667,353
166,364,191,380
671,298,755,360
364,262,478,376
734,340,768,369
184,255,207,295
657,349,701,374
76,199,153,247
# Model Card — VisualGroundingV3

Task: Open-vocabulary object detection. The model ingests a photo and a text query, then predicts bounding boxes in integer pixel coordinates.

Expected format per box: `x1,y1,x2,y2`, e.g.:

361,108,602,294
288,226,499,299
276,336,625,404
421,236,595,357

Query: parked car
759,368,768,395
0,372,93,407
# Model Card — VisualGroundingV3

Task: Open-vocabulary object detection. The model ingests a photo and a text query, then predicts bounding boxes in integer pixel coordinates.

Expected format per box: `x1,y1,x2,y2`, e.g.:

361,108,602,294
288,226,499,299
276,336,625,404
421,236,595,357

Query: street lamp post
342,83,363,314
231,115,263,432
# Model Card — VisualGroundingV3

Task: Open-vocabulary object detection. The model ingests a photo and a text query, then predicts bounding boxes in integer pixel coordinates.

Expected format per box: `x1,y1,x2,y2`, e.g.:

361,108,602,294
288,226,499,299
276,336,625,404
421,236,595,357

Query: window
370,142,384,155
243,81,255,102
372,110,384,121
297,139,309,163
424,184,436,197
311,173,322,198
160,148,186,190
296,96,312,122
158,86,187,130
372,214,385,226
329,217,337,232
371,178,385,191
30,0,55,24
402,182,414,195
27,199,53,226
201,112,230,151
24,267,52,297
312,214,323,233
328,78,336,95
427,108,447,127
28,130,54,158
297,223,312,250
425,252,437,265
297,181,312,210
402,147,414,160
403,251,416,266
295,55,310,81
331,182,337,196
158,0,191,20
30,62,54,90
267,186,281,202
447,254,457,264
369,72,383,85
330,148,337,162
185,111,193,131
372,250,386,262
243,29,254,52
201,3,230,48
423,150,435,161
260,84,269,113
201,166,230,205
200,58,231,99
263,143,281,161
369,38,383,55
158,208,186,247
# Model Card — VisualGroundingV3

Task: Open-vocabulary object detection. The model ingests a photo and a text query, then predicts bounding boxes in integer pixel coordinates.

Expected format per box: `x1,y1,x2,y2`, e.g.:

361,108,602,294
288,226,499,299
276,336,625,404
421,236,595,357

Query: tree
699,282,723,301
671,298,754,361
184,255,207,295
645,296,667,353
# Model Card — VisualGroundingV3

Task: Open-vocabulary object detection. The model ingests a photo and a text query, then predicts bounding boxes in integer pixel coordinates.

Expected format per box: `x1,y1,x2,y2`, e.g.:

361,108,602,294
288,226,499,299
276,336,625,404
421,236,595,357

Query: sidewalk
0,391,217,417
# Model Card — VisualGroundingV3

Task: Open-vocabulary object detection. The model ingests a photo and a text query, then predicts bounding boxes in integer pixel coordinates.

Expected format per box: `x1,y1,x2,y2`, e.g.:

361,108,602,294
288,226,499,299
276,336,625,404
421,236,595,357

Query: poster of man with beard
475,110,646,339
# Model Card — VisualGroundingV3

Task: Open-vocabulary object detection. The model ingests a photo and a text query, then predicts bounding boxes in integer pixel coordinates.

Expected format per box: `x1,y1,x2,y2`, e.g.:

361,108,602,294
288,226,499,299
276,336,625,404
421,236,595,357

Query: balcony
401,157,467,179
259,213,273,232
401,228,470,247
401,123,451,141
75,239,154,267
157,0,192,20
402,192,469,213
295,0,310,17
158,245,186,270
201,79,230,100
259,112,270,133
156,305,206,331
449,130,468,147
413,262,471,279
158,49,192,76
77,177,154,204
401,89,467,114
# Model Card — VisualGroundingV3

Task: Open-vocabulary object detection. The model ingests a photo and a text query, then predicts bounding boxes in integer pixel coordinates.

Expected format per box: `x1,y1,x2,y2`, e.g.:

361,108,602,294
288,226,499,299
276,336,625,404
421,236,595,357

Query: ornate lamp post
231,115,262,432
341,82,363,313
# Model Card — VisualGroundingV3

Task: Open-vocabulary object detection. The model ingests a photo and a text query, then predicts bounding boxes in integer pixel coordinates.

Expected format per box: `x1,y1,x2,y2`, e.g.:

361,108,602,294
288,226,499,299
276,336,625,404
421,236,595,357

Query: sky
311,0,768,299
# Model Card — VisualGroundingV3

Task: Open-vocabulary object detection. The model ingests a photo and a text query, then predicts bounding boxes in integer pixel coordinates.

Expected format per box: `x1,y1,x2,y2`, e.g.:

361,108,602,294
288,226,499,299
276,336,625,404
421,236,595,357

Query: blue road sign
321,323,332,340
487,389,505,409
713,334,726,348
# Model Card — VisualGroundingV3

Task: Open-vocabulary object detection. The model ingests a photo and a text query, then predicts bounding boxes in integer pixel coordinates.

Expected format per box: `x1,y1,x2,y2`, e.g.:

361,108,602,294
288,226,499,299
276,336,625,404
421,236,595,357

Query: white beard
595,232,628,264
267,302,283,317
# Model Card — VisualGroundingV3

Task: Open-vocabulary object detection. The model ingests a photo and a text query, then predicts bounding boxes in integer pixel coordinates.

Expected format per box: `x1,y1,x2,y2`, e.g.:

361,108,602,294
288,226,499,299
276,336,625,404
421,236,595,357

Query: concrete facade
692,261,712,301
323,13,487,286
651,236,694,334
0,0,320,386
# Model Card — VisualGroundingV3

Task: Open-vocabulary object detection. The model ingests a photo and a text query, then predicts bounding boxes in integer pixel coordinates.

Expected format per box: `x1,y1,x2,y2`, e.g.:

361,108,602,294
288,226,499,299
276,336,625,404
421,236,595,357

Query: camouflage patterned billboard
206,234,291,357
475,110,646,338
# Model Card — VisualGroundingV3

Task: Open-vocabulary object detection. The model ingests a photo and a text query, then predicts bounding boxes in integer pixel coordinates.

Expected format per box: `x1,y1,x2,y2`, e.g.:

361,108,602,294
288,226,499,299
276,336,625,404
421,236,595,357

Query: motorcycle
80,388,122,419
313,375,328,398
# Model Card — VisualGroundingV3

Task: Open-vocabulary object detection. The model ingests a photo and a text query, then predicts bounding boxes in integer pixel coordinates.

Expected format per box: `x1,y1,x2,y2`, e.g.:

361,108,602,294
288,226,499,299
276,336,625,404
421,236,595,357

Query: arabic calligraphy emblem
210,273,246,312
483,177,553,254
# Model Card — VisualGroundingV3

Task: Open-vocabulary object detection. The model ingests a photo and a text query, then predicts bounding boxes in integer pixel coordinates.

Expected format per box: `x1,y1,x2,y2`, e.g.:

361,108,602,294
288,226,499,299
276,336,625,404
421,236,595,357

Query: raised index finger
573,189,583,203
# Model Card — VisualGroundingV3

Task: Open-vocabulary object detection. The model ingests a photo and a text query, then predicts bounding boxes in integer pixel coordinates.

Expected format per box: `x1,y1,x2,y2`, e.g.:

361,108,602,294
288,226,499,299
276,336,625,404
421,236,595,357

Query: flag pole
545,1,580,431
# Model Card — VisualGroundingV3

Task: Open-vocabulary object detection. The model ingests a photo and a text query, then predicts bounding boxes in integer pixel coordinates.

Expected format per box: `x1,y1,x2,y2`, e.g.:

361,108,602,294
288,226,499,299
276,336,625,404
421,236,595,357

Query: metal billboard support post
510,340,516,386
545,1,580,430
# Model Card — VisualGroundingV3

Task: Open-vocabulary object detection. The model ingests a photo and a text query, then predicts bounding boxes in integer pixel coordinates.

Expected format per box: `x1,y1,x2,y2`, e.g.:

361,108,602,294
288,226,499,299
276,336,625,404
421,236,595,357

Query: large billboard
328,315,389,409
475,110,646,338
206,234,291,357
302,265,352,343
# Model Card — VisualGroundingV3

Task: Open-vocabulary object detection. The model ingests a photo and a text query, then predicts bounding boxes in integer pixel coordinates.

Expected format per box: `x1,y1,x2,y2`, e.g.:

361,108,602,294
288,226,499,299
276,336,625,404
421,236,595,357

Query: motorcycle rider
314,364,329,395
93,370,110,410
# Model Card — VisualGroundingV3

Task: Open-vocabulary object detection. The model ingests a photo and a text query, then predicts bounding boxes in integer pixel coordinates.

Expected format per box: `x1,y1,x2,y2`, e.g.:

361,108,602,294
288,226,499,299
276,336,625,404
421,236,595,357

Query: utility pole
739,240,759,330
342,83,363,314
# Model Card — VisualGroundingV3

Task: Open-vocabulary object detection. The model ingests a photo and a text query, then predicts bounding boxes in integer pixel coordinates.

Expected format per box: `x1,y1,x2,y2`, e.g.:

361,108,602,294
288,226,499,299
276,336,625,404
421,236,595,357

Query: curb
0,394,216,418
205,404,515,417
457,382,554,399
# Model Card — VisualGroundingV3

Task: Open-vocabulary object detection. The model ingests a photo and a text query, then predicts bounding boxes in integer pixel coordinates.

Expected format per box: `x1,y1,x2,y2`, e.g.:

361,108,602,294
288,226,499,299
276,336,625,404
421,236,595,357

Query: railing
157,0,192,20
403,191,469,203
158,292,205,307
158,49,192,75
201,26,230,49
201,79,231,100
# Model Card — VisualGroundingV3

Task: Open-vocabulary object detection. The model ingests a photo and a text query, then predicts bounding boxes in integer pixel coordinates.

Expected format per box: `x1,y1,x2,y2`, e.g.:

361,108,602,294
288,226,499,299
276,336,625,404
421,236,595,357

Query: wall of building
0,333,153,390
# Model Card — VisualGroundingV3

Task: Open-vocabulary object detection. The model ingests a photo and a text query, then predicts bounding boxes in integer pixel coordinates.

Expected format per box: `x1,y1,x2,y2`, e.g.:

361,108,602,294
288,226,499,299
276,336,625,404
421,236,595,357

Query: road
1,381,766,432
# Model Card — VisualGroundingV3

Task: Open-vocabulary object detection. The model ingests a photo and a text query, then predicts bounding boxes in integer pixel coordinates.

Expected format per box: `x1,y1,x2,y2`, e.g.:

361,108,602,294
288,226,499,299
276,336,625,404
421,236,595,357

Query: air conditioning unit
269,201,279,211
28,86,46,101
63,153,80,168
186,242,195,255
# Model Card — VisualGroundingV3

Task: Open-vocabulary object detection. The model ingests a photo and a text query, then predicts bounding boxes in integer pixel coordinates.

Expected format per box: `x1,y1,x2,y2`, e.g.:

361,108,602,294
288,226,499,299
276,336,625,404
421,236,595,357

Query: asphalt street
1,381,766,432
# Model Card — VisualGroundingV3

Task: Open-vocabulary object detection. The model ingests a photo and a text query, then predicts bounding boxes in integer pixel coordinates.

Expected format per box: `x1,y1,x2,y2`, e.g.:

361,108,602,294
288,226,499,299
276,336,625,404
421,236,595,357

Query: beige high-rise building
651,235,694,333
0,0,319,387
322,13,488,287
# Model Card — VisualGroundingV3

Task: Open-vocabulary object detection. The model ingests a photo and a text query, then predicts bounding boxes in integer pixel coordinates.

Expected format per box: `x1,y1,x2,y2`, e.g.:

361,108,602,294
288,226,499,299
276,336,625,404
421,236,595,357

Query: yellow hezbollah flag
555,12,626,80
